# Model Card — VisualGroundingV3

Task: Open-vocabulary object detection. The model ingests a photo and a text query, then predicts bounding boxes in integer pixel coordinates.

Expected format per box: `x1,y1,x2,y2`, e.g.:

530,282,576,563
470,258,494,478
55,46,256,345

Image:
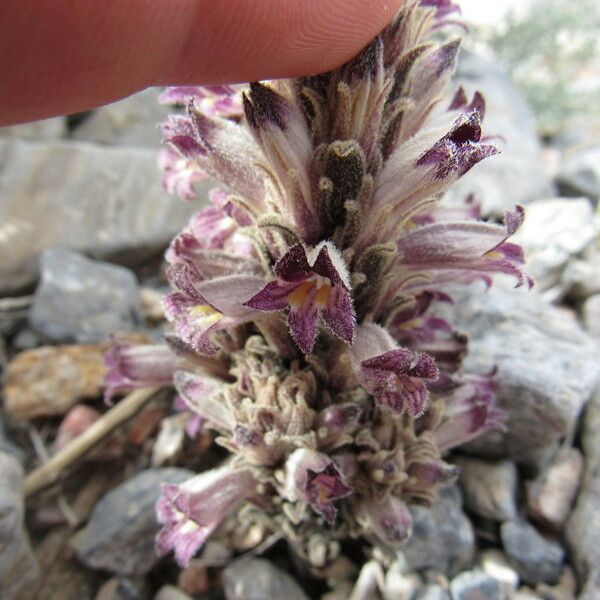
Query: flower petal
284,449,352,524
155,467,257,566
321,285,356,343
288,290,319,354
103,339,175,405
273,244,313,282
244,279,299,311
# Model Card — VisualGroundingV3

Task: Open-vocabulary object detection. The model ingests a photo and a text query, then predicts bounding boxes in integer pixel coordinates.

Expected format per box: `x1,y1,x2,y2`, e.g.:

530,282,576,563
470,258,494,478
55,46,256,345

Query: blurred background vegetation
464,0,600,138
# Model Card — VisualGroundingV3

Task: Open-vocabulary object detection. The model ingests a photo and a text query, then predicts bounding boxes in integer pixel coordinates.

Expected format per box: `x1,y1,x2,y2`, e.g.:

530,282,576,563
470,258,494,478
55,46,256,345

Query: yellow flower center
189,304,223,327
287,277,332,310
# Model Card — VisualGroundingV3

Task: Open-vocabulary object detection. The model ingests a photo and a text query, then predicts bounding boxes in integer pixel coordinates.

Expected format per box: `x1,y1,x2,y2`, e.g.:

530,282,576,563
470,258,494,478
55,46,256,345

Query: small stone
73,468,192,576
556,145,600,203
0,452,40,600
95,577,149,600
383,561,422,599
566,390,600,583
511,592,543,600
400,487,475,577
413,584,450,600
12,327,42,350
439,281,600,467
30,248,140,343
509,198,596,293
453,457,518,521
177,560,209,596
525,447,583,531
152,413,187,467
500,520,565,585
223,558,310,600
154,585,193,600
449,570,503,600
4,344,106,419
582,294,600,340
194,539,232,567
480,550,519,594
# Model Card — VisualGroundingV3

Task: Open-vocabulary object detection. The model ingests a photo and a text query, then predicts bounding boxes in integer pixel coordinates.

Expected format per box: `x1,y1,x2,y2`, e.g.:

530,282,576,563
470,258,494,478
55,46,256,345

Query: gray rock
413,584,451,600
439,282,600,467
566,390,600,583
449,570,503,600
525,447,583,532
400,487,475,576
223,558,309,600
29,248,139,343
71,89,170,147
73,468,192,576
454,457,518,521
582,294,600,340
445,50,554,217
0,138,208,294
509,198,596,295
556,146,600,203
0,116,67,140
0,451,40,600
500,520,564,586
562,255,600,300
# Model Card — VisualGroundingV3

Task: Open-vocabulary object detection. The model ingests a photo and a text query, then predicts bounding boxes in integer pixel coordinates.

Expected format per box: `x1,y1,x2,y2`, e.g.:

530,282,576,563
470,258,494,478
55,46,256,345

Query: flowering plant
105,0,529,569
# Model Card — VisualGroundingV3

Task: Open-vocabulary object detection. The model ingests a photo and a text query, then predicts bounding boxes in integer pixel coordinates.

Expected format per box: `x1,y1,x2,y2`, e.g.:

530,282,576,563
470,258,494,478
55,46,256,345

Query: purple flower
245,243,355,353
316,403,364,450
159,85,244,119
158,147,209,201
164,274,266,355
148,0,531,560
357,495,414,545
173,370,233,432
103,339,175,405
417,111,499,179
386,205,532,295
352,324,439,417
156,466,258,566
284,449,352,524
434,372,507,453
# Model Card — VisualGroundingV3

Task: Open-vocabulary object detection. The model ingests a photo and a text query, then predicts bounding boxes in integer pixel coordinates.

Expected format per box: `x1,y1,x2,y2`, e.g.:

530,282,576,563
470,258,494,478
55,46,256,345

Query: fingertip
157,0,405,84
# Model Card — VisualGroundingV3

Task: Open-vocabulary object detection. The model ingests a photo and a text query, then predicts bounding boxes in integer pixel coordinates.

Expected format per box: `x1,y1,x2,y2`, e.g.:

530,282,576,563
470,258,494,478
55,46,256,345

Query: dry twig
23,387,162,497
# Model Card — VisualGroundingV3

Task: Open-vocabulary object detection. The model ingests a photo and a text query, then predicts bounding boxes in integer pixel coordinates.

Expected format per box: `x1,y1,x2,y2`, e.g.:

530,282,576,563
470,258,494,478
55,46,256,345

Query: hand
0,0,402,126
